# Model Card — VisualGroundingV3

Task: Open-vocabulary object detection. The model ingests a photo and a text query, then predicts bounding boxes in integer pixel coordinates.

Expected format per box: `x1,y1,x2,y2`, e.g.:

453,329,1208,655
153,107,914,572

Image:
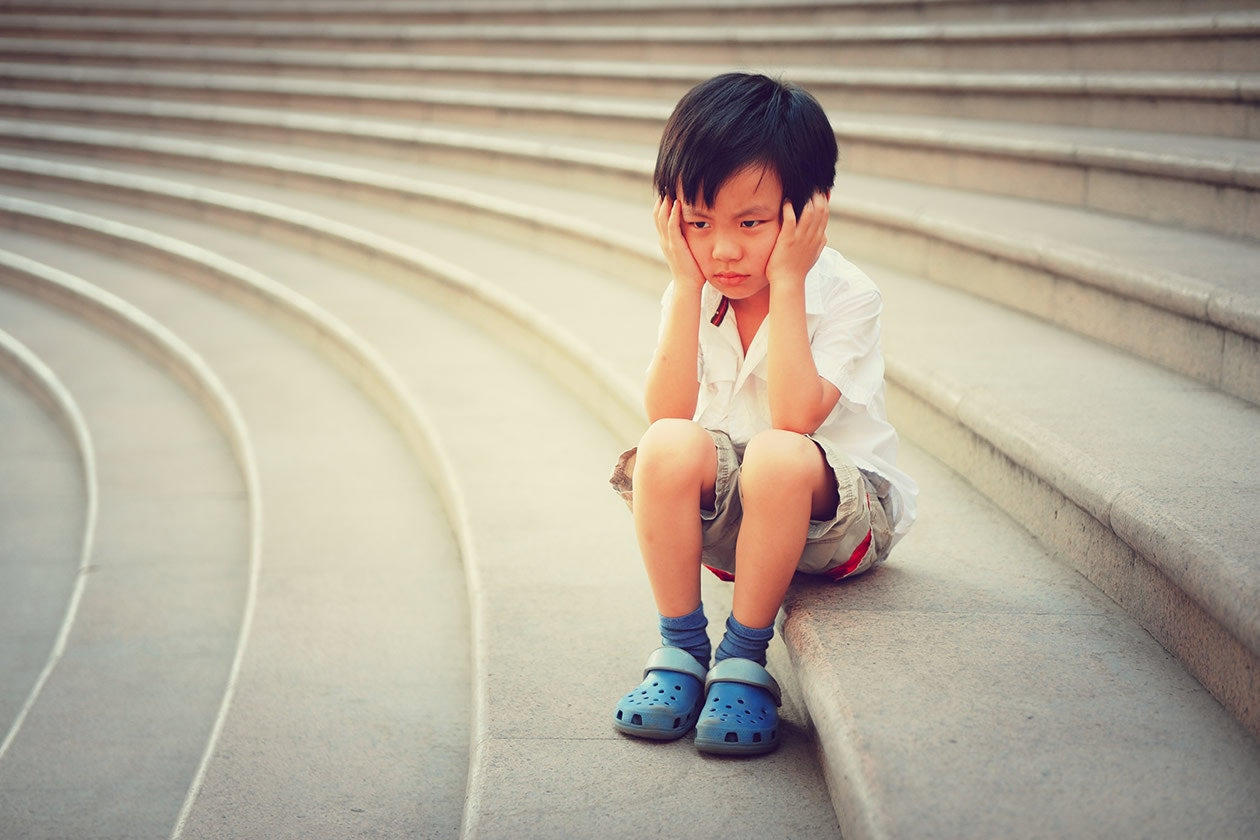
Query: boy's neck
728,290,770,354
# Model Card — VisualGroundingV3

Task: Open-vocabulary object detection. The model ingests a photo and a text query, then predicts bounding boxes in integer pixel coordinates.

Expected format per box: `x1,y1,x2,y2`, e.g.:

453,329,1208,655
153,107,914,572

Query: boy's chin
707,279,769,299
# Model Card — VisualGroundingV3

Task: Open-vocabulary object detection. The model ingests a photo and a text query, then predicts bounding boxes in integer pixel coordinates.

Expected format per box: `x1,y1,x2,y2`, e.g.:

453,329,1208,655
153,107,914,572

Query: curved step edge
3,159,1253,737
0,195,505,840
0,248,265,838
0,121,1252,409
0,326,97,763
887,355,1260,737
0,152,648,443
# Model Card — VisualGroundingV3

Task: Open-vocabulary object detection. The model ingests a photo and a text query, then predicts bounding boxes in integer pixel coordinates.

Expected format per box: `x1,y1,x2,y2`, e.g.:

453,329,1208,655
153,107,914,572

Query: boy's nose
711,231,740,261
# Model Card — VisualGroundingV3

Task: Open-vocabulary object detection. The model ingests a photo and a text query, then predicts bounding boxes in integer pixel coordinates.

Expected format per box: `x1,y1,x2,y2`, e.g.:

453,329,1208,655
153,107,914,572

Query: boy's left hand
766,191,829,290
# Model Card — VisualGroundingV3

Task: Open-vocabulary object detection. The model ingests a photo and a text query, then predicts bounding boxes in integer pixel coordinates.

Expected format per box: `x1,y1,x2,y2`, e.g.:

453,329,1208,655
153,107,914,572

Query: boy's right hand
654,194,706,292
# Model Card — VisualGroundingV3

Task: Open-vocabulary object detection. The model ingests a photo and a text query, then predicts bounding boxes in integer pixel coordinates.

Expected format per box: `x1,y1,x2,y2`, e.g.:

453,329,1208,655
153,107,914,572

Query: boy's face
679,165,782,303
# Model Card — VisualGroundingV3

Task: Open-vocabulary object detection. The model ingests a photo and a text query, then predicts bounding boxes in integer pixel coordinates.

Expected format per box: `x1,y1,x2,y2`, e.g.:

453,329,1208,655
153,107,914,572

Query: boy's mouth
712,272,747,284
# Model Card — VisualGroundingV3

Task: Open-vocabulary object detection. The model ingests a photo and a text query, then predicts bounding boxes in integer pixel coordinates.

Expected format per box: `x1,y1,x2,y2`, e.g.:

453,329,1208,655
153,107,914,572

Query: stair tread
10,143,1257,648
0,347,85,747
14,172,1260,838
0,276,248,838
0,226,471,838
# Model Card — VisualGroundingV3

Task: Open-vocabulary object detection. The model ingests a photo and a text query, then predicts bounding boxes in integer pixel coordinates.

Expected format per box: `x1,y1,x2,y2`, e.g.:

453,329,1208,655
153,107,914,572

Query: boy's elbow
771,415,823,436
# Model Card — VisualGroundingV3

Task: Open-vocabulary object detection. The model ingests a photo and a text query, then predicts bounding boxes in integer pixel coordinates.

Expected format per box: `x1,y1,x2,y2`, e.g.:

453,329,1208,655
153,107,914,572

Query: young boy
609,73,917,756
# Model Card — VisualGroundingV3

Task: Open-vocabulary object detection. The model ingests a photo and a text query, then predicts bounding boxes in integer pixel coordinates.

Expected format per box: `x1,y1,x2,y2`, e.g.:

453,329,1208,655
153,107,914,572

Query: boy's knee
635,419,713,484
741,429,819,488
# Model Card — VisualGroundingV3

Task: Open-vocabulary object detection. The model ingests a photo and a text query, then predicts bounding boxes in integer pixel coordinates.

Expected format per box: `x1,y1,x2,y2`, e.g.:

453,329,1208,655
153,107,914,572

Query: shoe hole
724,732,739,743
752,733,762,743
631,714,643,725
672,717,682,729
616,711,623,721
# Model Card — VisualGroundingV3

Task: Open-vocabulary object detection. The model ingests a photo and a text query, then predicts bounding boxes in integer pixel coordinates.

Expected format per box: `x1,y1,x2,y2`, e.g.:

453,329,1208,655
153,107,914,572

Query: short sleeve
810,281,885,408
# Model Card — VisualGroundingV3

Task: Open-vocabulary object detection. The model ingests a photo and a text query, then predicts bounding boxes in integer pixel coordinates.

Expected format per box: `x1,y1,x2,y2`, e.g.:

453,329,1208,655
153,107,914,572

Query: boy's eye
740,220,764,228
687,220,710,230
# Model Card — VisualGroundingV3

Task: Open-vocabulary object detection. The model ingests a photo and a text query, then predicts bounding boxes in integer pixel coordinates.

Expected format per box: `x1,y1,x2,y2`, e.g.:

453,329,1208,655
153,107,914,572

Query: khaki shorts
609,428,893,582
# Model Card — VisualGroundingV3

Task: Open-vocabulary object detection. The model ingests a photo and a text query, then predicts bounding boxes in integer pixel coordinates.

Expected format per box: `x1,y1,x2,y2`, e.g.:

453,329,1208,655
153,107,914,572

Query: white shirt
661,247,918,543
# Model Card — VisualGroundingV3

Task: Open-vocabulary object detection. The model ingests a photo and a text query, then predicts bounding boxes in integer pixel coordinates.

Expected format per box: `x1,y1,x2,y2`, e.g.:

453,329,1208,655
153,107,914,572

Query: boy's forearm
767,284,833,433
644,287,703,422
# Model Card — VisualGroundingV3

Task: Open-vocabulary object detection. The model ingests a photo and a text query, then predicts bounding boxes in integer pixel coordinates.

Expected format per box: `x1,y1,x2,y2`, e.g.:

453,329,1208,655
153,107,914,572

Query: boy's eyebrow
682,203,778,218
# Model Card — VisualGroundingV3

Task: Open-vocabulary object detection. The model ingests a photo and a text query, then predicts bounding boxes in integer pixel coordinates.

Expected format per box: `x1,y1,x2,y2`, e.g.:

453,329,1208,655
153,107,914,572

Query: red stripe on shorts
826,529,873,581
703,564,736,582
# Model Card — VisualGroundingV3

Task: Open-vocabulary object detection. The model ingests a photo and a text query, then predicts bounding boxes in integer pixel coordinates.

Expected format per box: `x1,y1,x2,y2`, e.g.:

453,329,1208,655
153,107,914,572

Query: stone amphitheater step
1,42,1256,140
0,185,847,837
1,11,1258,71
0,114,1252,407
0,74,1256,242
0,257,253,838
3,127,1258,725
0,219,472,837
0,328,93,764
3,134,1256,834
7,0,1260,26
3,1,1258,835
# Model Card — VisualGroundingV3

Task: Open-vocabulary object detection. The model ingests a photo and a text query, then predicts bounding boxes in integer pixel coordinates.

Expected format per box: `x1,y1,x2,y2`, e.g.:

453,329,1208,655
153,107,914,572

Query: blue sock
715,614,774,666
659,604,711,669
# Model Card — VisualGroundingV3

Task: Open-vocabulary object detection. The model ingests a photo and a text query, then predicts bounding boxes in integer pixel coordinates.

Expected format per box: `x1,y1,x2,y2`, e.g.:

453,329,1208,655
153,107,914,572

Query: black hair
653,72,837,217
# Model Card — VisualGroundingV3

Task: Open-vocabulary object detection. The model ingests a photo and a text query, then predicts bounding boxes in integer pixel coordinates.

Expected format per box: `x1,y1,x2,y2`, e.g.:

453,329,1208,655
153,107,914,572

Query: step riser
0,107,656,203
1,139,1251,413
3,49,1256,140
1,22,1257,73
885,378,1260,738
836,210,1260,407
2,17,1260,72
0,170,648,447
8,160,1256,747
11,0,1260,27
0,253,262,836
841,136,1260,242
4,89,1253,245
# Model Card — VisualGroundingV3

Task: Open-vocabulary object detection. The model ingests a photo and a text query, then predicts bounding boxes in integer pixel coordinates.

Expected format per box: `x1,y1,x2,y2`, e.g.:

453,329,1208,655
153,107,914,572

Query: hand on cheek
767,192,829,290
654,194,706,292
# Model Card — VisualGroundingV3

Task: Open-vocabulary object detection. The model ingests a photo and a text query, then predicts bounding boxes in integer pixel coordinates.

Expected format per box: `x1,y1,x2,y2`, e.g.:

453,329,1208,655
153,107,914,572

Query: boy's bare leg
731,430,838,629
631,419,719,618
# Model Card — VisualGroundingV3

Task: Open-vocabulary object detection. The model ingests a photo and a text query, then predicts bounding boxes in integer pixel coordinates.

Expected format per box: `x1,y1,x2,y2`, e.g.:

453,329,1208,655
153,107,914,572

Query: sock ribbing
715,614,774,666
659,604,711,669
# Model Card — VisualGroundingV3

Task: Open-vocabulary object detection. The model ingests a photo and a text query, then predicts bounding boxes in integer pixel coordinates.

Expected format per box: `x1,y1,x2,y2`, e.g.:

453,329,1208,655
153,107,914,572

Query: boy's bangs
654,73,837,216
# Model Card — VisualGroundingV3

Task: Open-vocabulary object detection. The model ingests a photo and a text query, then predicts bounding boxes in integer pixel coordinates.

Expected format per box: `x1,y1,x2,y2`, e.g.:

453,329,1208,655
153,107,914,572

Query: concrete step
7,0,1260,26
2,118,1252,413
0,205,474,837
1,12,1258,71
0,328,93,764
1,41,1255,139
2,3,1257,835
0,178,846,838
0,78,1255,244
7,133,1258,836
117,127,1260,739
16,131,1258,729
0,252,254,838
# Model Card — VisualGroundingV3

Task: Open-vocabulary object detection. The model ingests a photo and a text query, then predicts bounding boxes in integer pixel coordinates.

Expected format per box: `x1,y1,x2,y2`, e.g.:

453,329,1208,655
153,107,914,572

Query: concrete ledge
0,197,491,836
0,248,264,833
0,13,1257,73
9,0,1253,26
887,354,1260,737
3,154,1255,741
0,324,97,764
1,42,1255,137
0,114,1255,407
3,71,1257,227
